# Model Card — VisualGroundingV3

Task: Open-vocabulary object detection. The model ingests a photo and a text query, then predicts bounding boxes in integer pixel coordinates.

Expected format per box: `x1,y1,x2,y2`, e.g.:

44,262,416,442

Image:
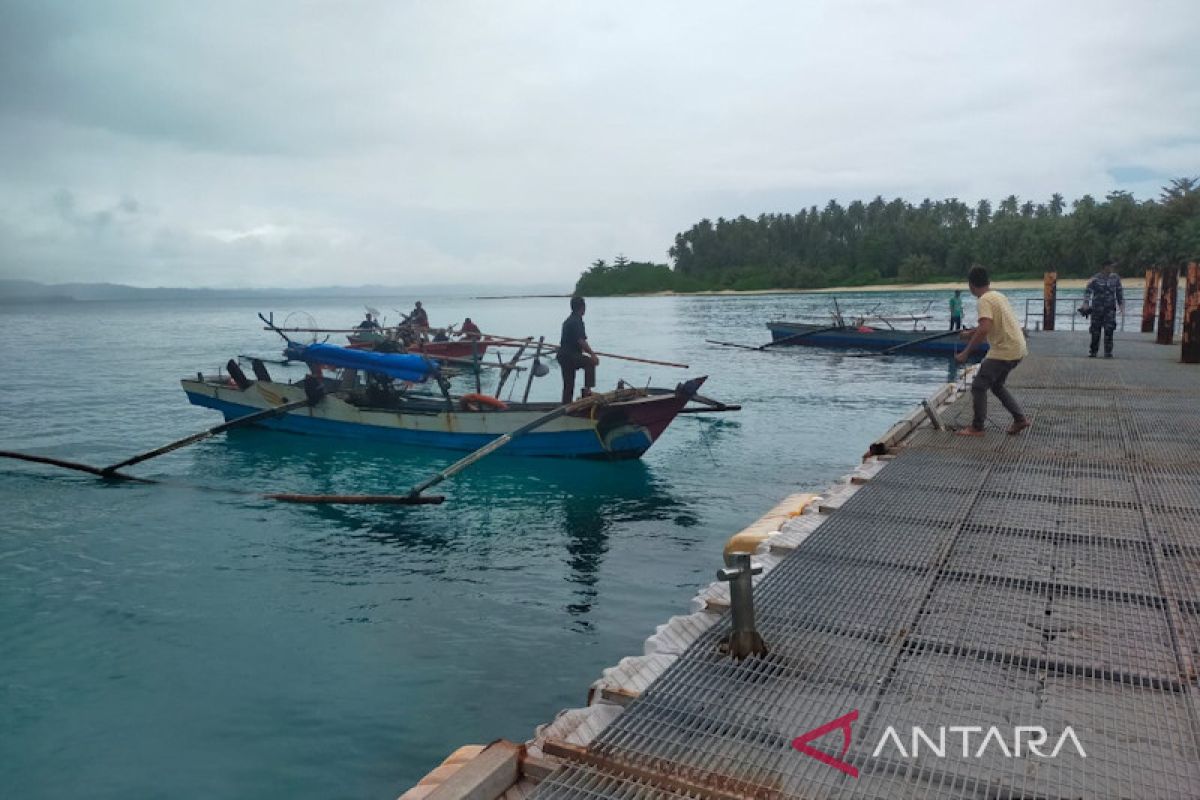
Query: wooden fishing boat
406,338,490,359
766,321,987,357
346,330,491,360
183,344,717,459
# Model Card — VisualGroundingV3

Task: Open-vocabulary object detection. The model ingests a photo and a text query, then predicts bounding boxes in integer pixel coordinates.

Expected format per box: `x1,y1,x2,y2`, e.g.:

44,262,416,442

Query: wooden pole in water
1157,267,1179,345
0,450,152,482
1042,271,1057,331
1141,268,1160,333
1182,262,1200,364
265,493,445,505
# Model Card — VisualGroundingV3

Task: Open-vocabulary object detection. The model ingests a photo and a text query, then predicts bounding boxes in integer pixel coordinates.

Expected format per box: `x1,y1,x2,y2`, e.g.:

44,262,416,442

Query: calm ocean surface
0,290,1043,799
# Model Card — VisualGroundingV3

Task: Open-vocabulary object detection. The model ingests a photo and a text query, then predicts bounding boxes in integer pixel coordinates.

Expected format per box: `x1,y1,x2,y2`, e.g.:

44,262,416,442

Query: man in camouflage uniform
1083,261,1124,358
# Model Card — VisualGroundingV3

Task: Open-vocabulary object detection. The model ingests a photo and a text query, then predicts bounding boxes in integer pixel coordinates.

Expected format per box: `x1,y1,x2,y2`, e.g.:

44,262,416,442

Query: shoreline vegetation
574,181,1199,297
592,277,1142,298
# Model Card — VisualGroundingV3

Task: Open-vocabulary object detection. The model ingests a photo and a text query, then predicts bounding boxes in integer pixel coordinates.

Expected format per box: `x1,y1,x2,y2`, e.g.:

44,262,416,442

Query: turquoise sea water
0,290,1042,799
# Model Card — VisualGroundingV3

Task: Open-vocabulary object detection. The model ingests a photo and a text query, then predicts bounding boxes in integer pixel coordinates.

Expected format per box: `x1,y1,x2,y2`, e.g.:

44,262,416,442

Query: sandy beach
810,277,1146,293
630,276,1144,297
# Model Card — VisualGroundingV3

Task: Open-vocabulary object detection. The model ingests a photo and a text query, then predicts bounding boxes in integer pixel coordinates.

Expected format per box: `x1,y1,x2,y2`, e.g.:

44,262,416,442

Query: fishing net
282,311,322,344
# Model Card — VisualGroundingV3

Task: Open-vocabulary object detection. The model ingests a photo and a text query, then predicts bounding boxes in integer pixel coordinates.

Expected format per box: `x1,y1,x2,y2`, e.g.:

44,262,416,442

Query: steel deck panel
533,332,1200,800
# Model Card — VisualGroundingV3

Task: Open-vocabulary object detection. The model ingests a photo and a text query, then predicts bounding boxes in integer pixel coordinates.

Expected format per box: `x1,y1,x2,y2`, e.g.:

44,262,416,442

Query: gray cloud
0,0,1197,288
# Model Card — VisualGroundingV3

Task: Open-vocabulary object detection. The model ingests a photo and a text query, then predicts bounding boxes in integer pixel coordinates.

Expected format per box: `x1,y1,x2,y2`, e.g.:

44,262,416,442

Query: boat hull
766,321,988,357
181,379,695,459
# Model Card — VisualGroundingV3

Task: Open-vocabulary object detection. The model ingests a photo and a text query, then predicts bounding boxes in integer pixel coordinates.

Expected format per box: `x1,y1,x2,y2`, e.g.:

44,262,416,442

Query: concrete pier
526,331,1200,800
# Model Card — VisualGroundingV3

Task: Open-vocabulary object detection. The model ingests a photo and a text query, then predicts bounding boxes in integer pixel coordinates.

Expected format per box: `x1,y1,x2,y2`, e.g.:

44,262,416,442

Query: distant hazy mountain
0,279,567,303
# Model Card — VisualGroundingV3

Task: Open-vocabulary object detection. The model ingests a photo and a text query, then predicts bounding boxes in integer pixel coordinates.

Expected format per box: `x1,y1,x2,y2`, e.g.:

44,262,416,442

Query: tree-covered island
575,180,1200,295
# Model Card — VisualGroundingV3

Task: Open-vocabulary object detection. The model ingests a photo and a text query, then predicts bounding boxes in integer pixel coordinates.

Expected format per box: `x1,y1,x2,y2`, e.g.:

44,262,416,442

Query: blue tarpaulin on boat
284,343,436,383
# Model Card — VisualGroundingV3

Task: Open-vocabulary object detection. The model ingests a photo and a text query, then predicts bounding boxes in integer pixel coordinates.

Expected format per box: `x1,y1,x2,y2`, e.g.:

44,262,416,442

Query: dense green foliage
575,179,1200,295
574,255,677,295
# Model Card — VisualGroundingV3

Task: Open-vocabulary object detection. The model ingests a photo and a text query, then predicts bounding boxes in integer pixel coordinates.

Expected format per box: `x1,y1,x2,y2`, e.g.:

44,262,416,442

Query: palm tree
1160,177,1198,203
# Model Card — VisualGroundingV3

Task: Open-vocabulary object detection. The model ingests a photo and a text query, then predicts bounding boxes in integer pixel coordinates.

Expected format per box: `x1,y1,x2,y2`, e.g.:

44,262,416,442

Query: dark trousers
950,316,962,331
558,353,595,404
971,358,1025,431
1089,307,1117,355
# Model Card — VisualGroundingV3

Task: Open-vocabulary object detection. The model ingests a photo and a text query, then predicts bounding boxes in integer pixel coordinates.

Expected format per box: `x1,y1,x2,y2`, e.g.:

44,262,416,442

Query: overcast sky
1,1,1197,289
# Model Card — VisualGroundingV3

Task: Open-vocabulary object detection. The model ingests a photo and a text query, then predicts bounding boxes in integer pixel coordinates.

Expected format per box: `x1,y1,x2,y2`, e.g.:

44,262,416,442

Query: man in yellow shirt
955,266,1032,437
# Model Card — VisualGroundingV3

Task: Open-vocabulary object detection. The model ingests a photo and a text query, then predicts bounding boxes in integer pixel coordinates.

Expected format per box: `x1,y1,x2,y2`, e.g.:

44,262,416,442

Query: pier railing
1021,294,1128,332
1023,287,1187,334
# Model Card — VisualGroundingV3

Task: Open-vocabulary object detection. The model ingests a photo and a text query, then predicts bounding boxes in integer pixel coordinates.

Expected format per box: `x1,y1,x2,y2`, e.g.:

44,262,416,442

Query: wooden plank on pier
423,741,521,800
541,741,762,800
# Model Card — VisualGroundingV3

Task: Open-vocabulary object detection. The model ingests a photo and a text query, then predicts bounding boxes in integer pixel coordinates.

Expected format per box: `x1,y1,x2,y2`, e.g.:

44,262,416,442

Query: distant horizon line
1,277,568,292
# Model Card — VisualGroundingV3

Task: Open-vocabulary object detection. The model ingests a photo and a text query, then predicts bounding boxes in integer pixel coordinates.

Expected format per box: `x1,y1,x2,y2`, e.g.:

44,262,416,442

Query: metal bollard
921,400,944,431
717,551,767,660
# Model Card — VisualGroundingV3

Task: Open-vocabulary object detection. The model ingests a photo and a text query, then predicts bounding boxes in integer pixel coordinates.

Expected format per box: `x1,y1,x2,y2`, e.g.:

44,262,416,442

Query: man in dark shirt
1082,261,1124,358
409,301,429,329
557,296,599,404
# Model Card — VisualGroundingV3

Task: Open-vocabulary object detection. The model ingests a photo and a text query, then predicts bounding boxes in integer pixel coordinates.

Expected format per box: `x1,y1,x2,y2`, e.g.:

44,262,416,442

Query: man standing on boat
949,290,964,331
557,296,599,404
955,266,1031,437
1082,260,1124,358
409,301,429,330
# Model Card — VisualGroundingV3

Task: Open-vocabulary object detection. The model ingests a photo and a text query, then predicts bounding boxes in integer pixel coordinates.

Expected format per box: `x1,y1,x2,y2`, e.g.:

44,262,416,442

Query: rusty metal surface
532,332,1200,800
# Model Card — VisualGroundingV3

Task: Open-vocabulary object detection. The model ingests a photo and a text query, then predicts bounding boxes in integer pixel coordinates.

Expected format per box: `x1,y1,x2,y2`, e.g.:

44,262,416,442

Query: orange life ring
459,393,508,412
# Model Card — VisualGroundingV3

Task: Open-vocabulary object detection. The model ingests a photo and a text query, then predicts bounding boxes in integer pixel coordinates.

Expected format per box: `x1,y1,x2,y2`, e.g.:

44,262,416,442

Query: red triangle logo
791,709,859,778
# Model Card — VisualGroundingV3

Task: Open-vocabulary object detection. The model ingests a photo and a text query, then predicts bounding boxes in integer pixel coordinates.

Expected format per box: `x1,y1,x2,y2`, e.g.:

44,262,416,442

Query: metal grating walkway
531,332,1200,800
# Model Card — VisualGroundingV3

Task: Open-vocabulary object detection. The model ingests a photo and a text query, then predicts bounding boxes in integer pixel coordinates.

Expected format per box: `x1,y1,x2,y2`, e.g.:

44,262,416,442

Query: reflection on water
203,429,698,625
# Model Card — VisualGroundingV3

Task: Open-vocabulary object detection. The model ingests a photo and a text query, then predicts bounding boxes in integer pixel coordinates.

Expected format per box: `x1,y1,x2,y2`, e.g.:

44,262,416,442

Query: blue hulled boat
182,343,716,460
765,321,987,358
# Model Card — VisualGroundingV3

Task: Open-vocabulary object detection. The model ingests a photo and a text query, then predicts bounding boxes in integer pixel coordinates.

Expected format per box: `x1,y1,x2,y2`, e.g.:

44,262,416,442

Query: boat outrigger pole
706,323,843,352
101,395,316,475
481,332,690,369
850,328,964,357
406,391,615,499
0,448,446,505
0,370,447,505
